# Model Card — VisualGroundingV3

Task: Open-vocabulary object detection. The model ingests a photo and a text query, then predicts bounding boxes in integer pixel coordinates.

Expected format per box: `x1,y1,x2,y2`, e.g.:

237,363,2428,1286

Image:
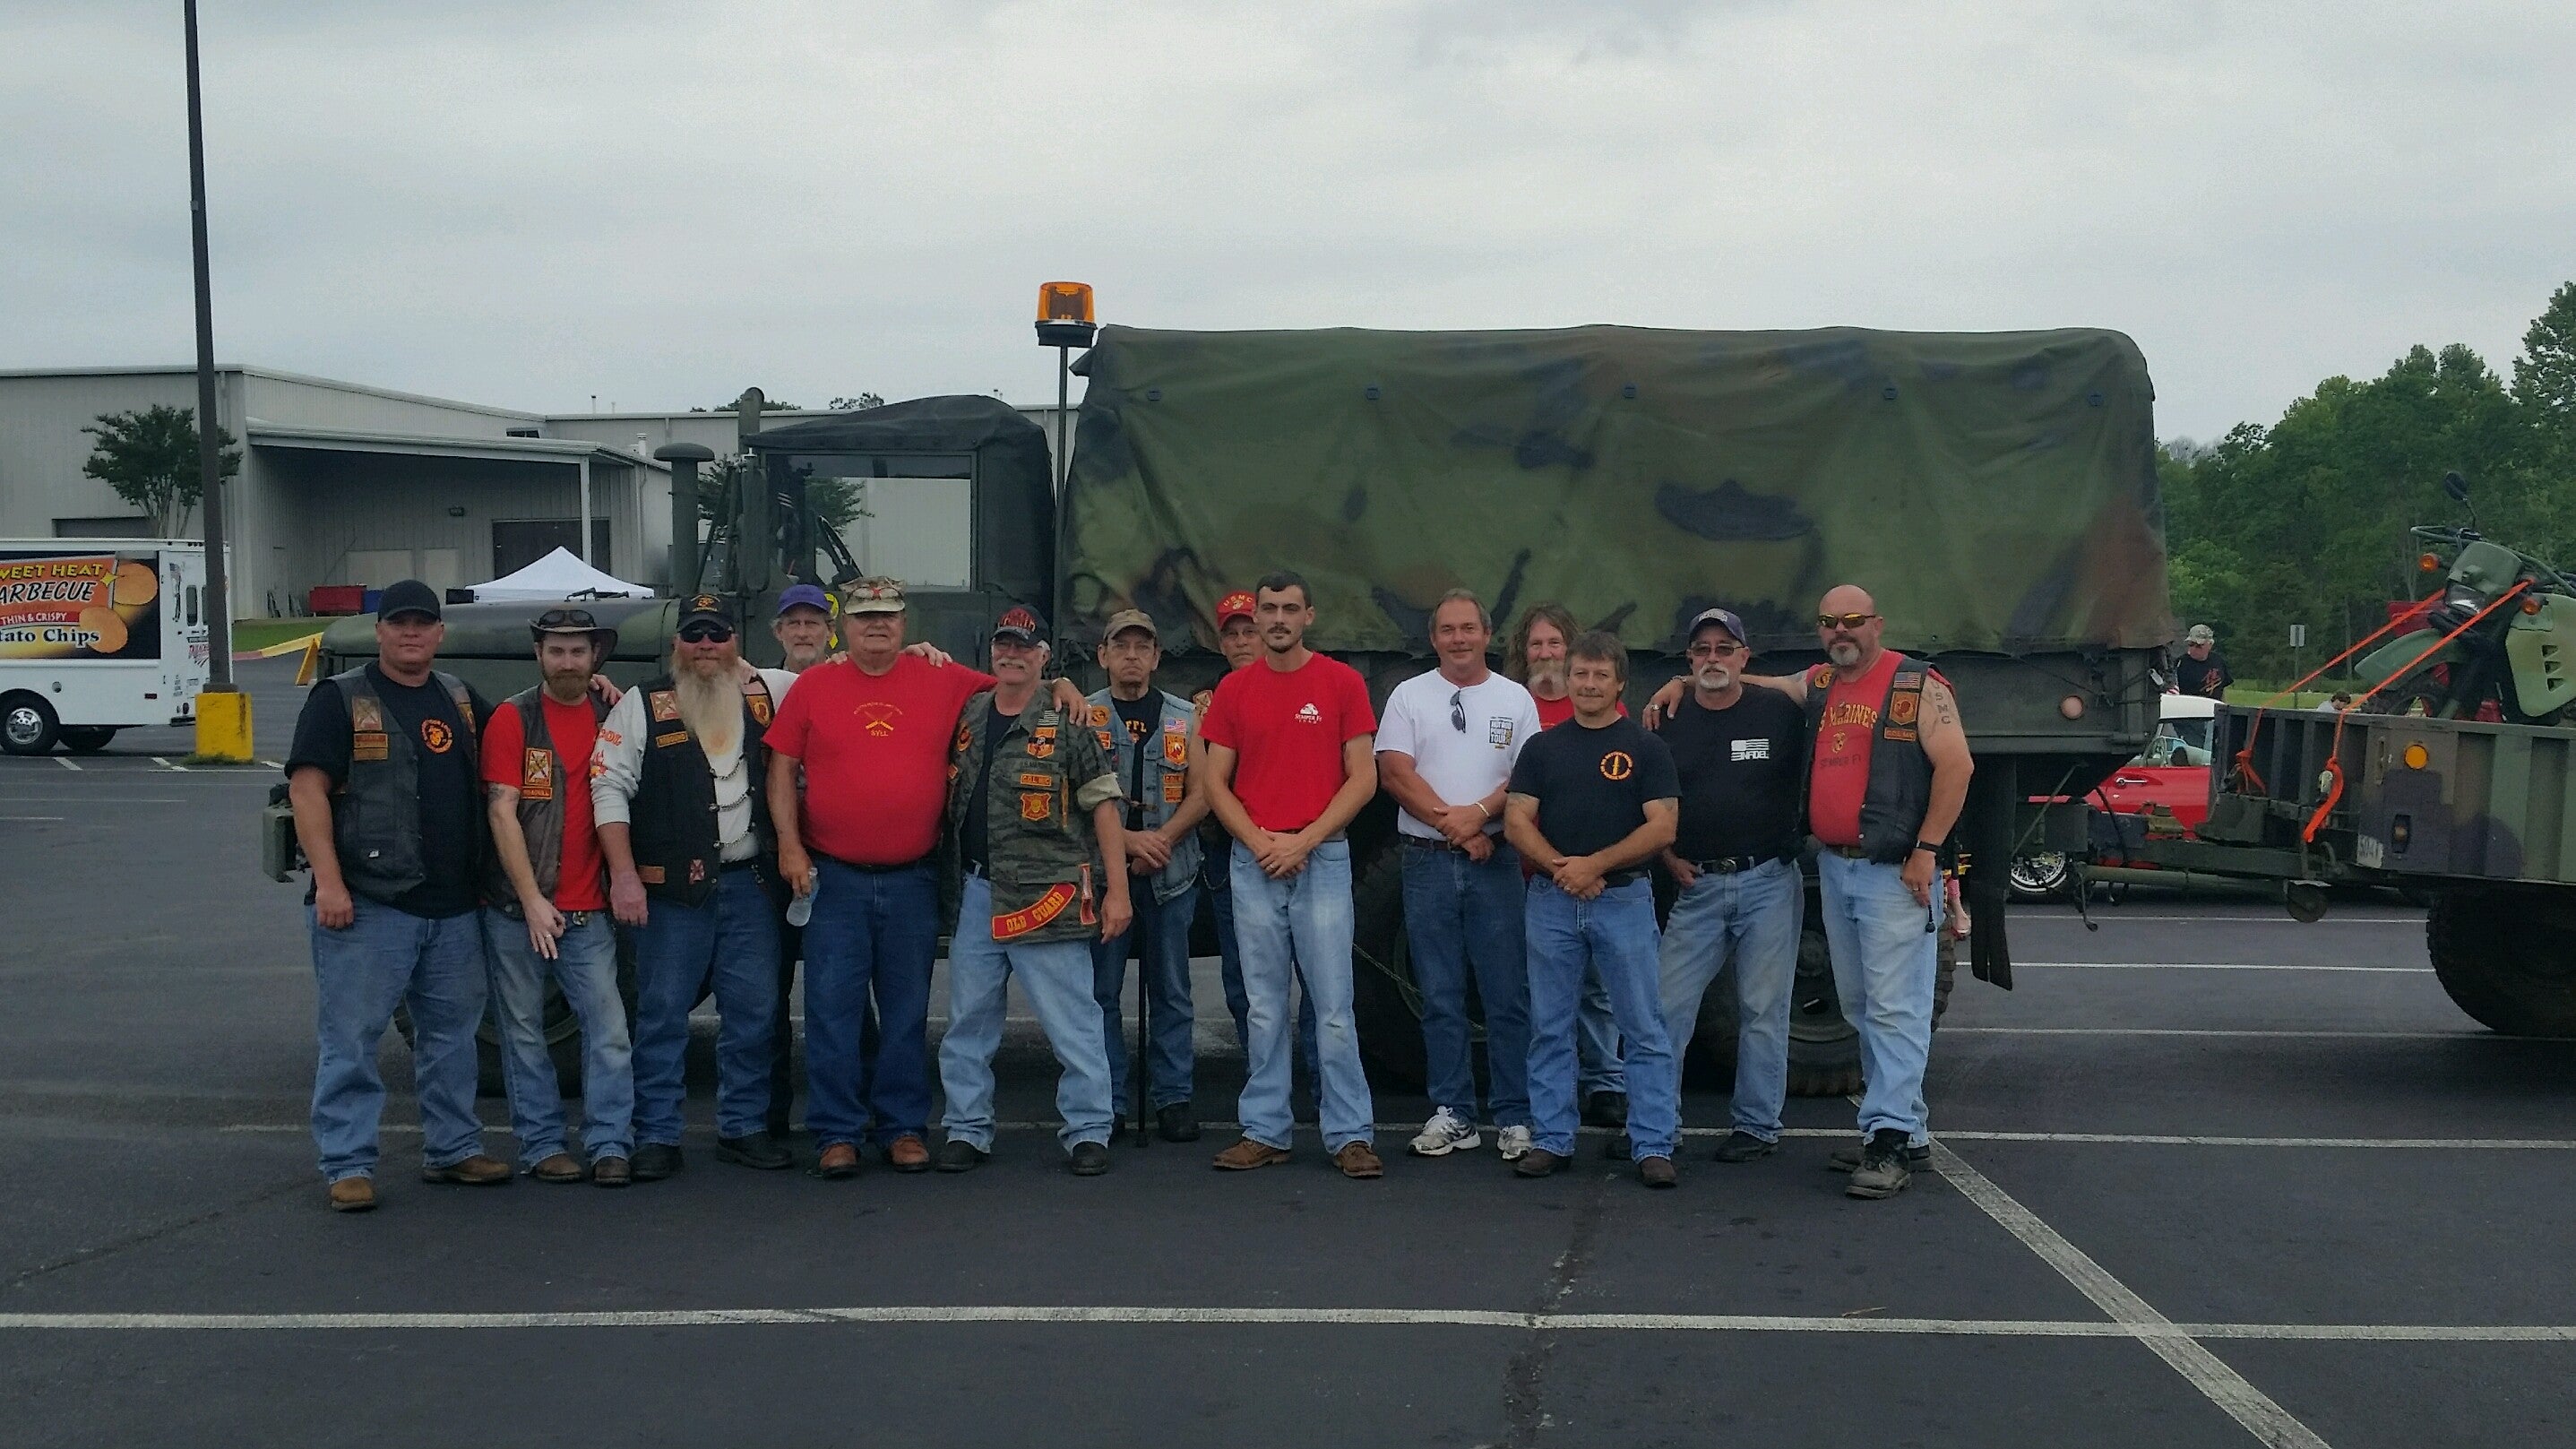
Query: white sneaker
1495,1125,1533,1161
1409,1108,1482,1157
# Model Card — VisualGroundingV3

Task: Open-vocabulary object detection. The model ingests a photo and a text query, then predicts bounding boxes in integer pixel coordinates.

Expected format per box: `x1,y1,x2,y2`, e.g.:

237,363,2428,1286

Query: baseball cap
1103,608,1159,642
676,592,737,632
992,604,1046,645
1216,591,1257,626
1687,607,1748,646
774,583,831,617
841,576,906,615
530,606,617,654
2186,624,2217,644
375,579,442,623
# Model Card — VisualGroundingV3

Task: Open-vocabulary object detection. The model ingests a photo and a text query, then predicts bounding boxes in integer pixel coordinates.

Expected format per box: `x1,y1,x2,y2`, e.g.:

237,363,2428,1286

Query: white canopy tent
468,547,653,602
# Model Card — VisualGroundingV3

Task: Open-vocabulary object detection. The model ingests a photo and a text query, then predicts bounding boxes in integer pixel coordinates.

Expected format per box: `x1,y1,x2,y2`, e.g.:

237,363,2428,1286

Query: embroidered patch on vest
1019,790,1053,822
649,691,680,722
653,727,692,747
747,693,772,725
993,881,1076,940
521,748,555,800
638,865,666,884
1017,772,1054,788
1027,724,1055,759
1089,704,1110,727
1163,774,1185,803
351,731,389,762
1890,692,1919,727
1162,726,1187,766
350,696,383,733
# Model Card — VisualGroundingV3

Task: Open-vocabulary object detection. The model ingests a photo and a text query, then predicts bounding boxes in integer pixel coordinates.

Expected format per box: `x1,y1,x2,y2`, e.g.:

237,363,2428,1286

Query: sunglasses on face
677,625,735,643
1687,641,1744,660
1818,612,1879,631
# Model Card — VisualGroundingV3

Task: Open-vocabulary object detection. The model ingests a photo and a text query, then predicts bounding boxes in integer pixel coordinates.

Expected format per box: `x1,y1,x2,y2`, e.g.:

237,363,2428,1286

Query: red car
2012,694,2216,896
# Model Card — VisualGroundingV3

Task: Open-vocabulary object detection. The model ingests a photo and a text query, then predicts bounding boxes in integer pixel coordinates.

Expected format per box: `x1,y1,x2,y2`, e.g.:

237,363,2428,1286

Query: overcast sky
5,2,2572,440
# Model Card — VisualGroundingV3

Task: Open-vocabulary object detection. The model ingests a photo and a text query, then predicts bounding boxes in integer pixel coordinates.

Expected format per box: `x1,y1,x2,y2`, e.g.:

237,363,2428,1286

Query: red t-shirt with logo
1200,652,1377,832
1533,693,1624,729
480,694,607,910
1806,649,1902,849
764,655,996,866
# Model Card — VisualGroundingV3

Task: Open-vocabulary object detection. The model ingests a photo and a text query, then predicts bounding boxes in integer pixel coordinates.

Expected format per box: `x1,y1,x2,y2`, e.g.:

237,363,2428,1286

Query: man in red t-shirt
766,577,1088,1177
479,608,633,1186
1199,572,1384,1178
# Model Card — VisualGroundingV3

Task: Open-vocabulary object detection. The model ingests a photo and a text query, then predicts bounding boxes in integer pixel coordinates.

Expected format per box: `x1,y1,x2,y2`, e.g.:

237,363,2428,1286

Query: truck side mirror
2442,470,2470,504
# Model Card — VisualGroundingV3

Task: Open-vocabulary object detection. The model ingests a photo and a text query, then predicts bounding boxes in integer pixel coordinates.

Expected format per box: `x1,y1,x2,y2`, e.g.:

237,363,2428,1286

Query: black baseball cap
991,604,1046,645
376,579,442,623
676,592,737,632
1688,607,1748,646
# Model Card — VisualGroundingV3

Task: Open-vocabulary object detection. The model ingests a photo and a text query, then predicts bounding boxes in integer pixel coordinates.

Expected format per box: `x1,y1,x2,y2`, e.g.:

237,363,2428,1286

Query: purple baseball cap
775,583,831,617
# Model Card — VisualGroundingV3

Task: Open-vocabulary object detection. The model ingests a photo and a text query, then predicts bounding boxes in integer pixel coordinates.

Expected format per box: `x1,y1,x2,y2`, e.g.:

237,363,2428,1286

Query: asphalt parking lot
4,657,2573,1447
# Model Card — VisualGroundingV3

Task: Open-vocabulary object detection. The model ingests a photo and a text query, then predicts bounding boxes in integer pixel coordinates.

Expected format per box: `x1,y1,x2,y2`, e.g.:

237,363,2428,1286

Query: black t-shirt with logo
1111,692,1159,832
286,664,494,919
1505,714,1679,875
2175,651,2233,699
1661,686,1808,862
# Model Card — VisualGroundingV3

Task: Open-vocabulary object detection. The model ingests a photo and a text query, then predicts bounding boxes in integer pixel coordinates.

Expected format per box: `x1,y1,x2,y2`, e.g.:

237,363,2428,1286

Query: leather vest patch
521,747,555,800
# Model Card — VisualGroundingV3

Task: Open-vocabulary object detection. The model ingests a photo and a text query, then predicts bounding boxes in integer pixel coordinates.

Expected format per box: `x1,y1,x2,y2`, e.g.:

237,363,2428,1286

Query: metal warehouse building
0,366,1066,617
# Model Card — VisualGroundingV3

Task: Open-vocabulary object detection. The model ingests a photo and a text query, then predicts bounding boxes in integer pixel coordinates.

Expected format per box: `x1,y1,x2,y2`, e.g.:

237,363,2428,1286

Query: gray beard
1528,662,1568,696
674,664,741,757
1827,642,1862,667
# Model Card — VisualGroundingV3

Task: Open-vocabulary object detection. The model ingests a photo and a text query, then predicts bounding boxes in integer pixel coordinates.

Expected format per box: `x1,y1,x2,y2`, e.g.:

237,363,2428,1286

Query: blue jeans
1094,881,1200,1111
1206,857,1319,1087
632,868,780,1144
1229,840,1373,1151
942,873,1116,1152
1816,851,1940,1144
483,909,633,1161
308,897,488,1181
1577,972,1625,1097
801,858,940,1150
1401,841,1531,1128
1657,858,1805,1141
1525,877,1676,1160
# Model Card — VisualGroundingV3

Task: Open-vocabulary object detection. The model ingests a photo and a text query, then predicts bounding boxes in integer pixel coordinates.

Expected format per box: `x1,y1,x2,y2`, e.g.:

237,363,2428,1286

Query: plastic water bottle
786,883,814,928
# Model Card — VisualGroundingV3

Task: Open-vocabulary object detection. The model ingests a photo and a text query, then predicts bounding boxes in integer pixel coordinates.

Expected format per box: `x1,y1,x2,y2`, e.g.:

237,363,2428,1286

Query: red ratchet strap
2228,594,2438,797
2298,579,2532,843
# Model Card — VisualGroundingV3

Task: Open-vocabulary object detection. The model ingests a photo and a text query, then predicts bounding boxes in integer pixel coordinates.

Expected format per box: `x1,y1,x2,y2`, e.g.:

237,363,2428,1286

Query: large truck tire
2427,888,2576,1037
1690,921,1957,1100
2,693,61,755
59,726,118,754
398,927,643,1099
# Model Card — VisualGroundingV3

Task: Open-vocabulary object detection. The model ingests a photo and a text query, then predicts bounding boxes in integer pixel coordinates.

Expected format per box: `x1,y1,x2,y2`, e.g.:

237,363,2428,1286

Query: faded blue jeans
1206,854,1318,1088
483,909,633,1162
1230,839,1373,1151
1525,877,1676,1160
1094,880,1200,1112
942,873,1116,1152
1577,972,1625,1098
801,858,941,1150
632,867,779,1144
308,897,488,1181
1815,851,1939,1144
1657,858,1805,1142
1401,839,1531,1129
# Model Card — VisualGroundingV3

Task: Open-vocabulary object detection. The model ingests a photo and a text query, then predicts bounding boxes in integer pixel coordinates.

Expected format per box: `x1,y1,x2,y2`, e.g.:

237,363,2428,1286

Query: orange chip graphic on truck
0,552,164,660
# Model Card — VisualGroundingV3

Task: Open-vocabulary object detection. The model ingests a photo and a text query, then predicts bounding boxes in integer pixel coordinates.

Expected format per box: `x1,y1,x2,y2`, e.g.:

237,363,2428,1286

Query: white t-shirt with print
1375,668,1542,839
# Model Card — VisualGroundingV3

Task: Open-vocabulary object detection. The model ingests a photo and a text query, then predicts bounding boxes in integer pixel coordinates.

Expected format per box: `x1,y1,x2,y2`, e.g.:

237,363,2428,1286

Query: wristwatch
1912,841,1941,856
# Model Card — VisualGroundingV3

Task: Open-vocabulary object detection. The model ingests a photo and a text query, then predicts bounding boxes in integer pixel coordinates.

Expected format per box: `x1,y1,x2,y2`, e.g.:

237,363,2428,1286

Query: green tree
80,405,239,535
828,392,885,410
695,455,867,531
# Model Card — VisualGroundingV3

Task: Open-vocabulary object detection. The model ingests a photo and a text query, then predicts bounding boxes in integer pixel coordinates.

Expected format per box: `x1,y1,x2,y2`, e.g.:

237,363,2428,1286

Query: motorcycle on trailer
2353,471,2576,725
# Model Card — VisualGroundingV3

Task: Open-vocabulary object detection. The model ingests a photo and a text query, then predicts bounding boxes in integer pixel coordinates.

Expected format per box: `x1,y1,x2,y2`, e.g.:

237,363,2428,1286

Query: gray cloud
4,1,2572,438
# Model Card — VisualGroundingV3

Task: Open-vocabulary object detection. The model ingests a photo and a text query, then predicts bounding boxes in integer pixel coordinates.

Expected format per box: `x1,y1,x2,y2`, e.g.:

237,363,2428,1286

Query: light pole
1035,282,1096,493
185,0,250,761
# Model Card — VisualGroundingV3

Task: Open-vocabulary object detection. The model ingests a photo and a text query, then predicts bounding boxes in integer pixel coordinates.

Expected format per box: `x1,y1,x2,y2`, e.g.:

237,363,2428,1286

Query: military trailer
1055,323,2172,1092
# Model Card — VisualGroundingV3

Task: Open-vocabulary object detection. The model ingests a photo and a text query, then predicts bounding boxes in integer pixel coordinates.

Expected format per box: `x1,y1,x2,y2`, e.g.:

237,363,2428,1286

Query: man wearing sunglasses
1375,588,1541,1160
1647,585,1975,1199
592,593,800,1180
1650,608,1808,1167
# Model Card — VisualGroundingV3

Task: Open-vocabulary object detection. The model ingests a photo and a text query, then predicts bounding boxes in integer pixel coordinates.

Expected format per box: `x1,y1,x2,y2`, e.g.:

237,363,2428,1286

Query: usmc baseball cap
1687,607,1748,646
774,582,831,617
1216,591,1257,626
841,576,906,615
992,605,1046,645
1103,608,1159,643
375,579,442,623
675,592,737,631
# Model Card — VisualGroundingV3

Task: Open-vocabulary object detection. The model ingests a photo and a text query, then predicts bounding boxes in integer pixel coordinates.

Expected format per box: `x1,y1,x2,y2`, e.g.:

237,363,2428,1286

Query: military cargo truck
1055,324,2172,1092
299,326,2171,1096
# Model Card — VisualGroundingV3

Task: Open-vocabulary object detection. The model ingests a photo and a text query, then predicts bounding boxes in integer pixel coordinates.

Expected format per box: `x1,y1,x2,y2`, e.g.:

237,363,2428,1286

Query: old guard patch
993,882,1076,940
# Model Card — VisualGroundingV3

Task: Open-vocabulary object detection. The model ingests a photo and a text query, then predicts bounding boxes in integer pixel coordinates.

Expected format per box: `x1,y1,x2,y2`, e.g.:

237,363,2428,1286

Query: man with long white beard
592,594,801,1180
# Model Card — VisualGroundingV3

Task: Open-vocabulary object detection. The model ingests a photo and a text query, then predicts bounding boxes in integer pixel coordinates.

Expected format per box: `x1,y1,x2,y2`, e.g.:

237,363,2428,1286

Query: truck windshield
777,452,974,589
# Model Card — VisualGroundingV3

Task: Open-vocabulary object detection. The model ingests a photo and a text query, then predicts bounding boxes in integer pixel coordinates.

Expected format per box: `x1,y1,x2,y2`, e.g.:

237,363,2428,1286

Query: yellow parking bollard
194,686,254,763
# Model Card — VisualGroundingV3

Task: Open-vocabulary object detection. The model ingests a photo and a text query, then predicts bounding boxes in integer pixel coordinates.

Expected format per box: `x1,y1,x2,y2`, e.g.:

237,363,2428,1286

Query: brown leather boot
1333,1142,1384,1179
885,1134,931,1173
1211,1137,1291,1171
421,1154,513,1186
529,1152,584,1184
815,1143,862,1180
327,1177,376,1212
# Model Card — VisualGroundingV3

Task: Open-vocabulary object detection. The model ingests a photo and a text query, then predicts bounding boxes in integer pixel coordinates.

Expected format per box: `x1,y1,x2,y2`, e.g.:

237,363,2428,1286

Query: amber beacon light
1036,282,1096,348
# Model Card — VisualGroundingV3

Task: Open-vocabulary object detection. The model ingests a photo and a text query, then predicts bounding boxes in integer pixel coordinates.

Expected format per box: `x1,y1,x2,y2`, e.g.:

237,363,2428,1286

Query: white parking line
54,756,80,771
1944,1027,2570,1040
211,1121,2576,1150
2020,914,2419,926
150,757,188,772
2017,962,2429,973
2,1304,2570,1341
0,815,65,822
1932,1143,2332,1449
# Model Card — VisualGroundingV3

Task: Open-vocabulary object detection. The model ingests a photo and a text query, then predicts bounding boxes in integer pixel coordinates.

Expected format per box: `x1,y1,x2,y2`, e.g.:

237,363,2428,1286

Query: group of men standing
287,569,1969,1212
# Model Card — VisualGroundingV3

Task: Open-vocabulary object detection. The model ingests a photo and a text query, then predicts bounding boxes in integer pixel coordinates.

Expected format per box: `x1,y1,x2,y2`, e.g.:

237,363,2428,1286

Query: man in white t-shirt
1376,588,1544,1160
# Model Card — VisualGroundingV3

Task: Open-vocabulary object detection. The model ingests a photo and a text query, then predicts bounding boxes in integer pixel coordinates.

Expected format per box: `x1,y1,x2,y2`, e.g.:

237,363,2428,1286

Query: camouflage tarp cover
1058,324,2171,655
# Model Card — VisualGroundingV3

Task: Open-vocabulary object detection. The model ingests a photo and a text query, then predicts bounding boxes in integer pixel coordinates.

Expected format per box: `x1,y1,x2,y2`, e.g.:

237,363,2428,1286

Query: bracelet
1475,801,1492,821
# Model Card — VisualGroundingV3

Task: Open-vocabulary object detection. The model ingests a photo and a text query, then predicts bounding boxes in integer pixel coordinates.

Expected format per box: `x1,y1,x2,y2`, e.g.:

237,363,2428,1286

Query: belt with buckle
720,857,763,875
1404,832,1503,852
1690,854,1784,875
1822,844,1873,859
